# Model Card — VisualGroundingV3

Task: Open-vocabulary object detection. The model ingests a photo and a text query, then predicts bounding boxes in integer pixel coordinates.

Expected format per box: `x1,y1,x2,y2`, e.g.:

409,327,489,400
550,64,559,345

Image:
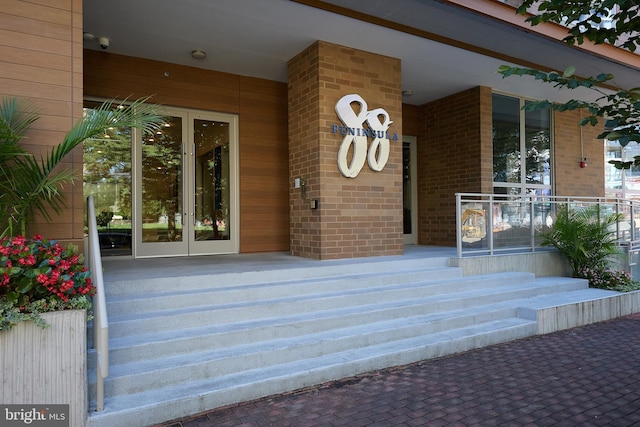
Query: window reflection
83,101,133,256
141,117,183,243
194,119,230,241
492,93,551,197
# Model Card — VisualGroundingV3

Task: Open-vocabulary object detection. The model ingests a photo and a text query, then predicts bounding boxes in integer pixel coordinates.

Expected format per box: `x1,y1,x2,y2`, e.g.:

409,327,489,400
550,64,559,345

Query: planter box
0,310,87,427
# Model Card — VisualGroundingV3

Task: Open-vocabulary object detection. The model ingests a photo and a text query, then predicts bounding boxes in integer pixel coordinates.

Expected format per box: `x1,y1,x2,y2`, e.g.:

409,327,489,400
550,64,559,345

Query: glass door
188,112,237,255
403,136,418,245
134,109,238,257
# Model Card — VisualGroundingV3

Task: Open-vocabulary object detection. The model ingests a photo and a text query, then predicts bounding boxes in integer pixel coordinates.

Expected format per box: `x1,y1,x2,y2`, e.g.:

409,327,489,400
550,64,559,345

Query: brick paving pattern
155,314,640,427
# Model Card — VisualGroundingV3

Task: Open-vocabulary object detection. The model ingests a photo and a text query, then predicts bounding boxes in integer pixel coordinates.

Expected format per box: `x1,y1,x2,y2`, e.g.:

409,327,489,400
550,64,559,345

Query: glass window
492,93,552,196
492,94,520,185
605,140,640,201
524,101,551,187
83,101,133,256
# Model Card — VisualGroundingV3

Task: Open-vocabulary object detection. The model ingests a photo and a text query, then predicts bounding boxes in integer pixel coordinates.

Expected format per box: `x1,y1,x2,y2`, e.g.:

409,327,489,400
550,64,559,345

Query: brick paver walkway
155,313,640,427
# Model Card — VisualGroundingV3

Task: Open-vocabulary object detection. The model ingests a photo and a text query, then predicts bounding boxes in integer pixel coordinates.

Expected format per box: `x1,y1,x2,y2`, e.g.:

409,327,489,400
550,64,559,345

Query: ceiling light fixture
191,50,206,60
402,90,414,97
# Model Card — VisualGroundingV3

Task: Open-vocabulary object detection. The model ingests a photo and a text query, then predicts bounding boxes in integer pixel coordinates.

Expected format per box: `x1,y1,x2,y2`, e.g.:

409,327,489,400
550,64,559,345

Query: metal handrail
85,196,109,412
456,193,640,258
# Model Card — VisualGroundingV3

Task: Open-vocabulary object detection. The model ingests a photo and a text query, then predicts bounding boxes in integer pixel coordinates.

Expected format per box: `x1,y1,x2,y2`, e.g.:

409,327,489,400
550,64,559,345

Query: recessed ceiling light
191,50,206,60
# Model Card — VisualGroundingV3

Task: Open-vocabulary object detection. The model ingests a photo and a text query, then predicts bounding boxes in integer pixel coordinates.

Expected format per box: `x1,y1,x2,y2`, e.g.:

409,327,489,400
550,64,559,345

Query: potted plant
0,235,95,330
0,95,164,325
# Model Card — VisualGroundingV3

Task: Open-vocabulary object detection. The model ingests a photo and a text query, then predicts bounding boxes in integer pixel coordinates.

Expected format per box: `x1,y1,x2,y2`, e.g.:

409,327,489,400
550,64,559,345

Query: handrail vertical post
530,196,535,252
489,196,494,255
456,193,462,258
632,201,637,241
86,196,109,412
488,194,494,255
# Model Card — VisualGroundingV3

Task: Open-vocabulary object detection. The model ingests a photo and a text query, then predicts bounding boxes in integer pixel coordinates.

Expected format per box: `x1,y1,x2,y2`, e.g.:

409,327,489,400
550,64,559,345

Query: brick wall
288,41,403,259
0,0,83,244
553,109,604,197
417,87,604,247
418,86,493,246
287,42,322,257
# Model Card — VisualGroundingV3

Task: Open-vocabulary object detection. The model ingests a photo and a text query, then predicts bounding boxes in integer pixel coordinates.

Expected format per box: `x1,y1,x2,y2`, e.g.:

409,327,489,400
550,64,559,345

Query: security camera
98,37,109,49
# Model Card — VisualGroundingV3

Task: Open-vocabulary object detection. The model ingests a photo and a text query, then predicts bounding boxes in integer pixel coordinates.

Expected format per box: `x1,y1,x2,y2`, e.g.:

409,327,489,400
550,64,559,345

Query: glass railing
456,193,640,258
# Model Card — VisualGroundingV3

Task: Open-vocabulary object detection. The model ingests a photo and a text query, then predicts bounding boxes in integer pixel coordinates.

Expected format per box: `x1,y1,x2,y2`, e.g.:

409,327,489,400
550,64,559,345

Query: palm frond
542,205,623,276
0,98,39,144
0,96,167,237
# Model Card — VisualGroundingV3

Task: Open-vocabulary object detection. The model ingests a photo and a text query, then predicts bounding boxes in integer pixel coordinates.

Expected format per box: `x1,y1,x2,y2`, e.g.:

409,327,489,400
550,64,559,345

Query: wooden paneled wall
84,50,289,253
0,0,83,244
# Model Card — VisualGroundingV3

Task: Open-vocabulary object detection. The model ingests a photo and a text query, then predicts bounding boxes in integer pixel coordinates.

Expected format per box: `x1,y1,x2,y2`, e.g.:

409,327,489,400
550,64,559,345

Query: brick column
287,41,403,259
419,86,493,246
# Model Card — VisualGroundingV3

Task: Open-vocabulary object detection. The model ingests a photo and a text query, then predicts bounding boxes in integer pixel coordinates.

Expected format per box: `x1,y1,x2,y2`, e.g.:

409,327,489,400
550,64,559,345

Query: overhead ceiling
83,0,640,106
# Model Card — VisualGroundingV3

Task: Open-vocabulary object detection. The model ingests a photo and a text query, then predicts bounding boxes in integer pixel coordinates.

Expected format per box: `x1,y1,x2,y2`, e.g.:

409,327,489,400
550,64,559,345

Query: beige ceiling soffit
293,0,640,72
444,0,640,70
291,0,549,71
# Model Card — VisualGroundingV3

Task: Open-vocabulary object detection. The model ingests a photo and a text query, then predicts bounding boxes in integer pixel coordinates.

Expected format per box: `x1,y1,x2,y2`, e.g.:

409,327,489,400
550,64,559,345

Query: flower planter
0,310,87,427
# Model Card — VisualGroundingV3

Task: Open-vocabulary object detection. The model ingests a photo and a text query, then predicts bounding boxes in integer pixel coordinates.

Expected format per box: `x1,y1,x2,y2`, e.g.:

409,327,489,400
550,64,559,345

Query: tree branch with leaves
498,0,640,169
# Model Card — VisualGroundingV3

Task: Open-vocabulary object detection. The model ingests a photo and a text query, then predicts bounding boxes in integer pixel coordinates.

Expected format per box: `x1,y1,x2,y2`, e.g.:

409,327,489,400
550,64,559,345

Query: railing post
632,202,637,241
488,194,494,255
530,196,535,252
456,193,462,258
86,196,109,412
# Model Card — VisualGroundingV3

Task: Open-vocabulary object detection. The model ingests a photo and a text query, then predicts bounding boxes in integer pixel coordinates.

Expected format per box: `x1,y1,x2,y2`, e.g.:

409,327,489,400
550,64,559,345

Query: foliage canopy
499,1,640,168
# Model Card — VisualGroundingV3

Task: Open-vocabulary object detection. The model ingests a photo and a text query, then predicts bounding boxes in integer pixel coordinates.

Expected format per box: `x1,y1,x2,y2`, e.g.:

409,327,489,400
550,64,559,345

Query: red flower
18,255,36,266
11,236,25,246
0,235,96,308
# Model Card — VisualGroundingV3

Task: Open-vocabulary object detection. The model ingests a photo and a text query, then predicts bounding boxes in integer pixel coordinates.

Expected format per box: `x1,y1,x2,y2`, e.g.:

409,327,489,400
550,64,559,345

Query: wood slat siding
0,0,83,246
84,50,290,253
239,75,290,252
0,310,87,427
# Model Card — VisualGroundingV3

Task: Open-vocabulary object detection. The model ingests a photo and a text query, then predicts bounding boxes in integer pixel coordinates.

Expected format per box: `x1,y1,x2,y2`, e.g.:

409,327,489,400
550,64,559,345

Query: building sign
332,94,398,178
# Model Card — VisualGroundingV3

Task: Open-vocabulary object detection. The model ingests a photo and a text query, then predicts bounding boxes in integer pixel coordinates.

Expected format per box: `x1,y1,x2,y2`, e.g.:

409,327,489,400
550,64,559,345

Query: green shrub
541,205,623,277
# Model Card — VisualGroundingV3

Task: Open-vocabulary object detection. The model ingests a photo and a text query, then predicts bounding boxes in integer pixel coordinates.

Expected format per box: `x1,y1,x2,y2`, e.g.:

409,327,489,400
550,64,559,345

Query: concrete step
87,317,537,427
93,306,523,397
86,256,639,427
105,265,464,316
98,275,581,366
102,273,583,339
103,257,452,296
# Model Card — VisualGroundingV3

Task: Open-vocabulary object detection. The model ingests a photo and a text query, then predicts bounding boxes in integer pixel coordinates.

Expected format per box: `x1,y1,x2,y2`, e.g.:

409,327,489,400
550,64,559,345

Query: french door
134,109,238,257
